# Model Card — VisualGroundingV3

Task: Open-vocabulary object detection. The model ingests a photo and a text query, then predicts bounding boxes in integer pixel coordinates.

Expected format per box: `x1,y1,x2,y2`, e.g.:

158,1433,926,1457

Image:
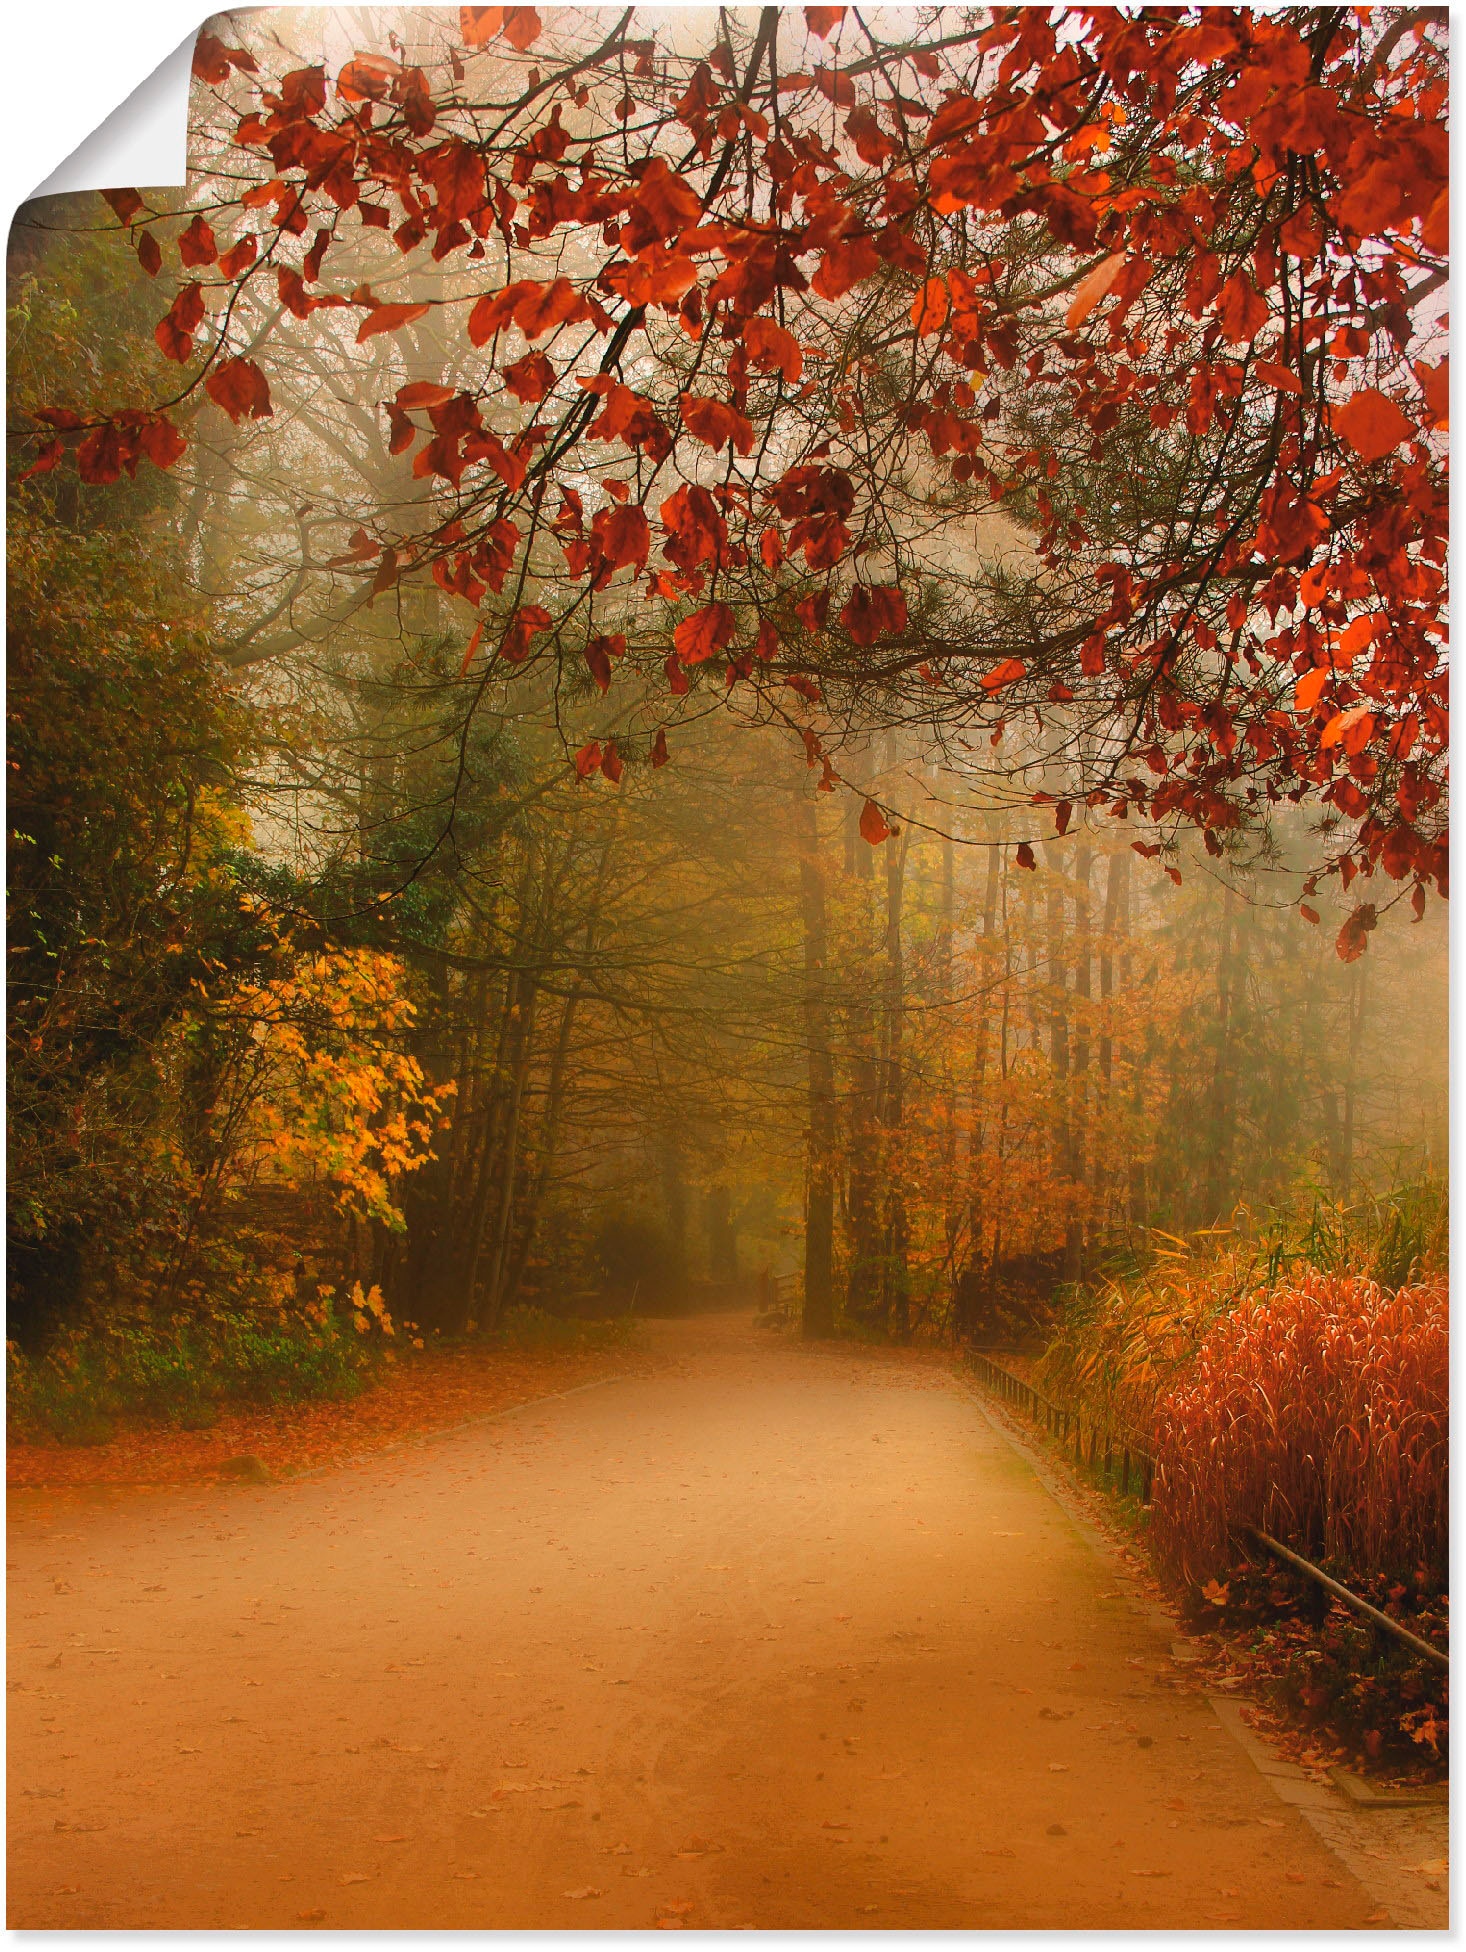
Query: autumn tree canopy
23,4,1448,953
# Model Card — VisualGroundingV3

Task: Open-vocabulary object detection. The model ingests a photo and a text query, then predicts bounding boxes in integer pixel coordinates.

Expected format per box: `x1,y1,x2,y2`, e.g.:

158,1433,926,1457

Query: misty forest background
9,177,1443,1388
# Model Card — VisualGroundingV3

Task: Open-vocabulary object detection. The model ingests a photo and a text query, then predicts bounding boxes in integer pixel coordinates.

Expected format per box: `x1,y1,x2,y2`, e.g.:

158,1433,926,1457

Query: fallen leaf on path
50,1886,80,1896
1408,1861,1448,1877
822,1821,850,1830
339,1873,372,1885
450,1871,478,1880
563,1887,603,1899
297,1909,326,1921
1047,1763,1069,1773
1130,1869,1171,1878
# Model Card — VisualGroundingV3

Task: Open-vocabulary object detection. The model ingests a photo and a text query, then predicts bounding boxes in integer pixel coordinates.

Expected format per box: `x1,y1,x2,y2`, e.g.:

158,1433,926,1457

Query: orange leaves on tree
459,6,540,49
745,316,803,384
981,657,1026,692
910,276,950,338
583,633,626,693
679,394,754,455
673,601,736,665
589,502,650,578
1065,251,1126,329
178,214,217,266
651,727,670,768
357,302,431,343
1014,842,1036,871
204,356,273,422
810,232,880,301
504,351,555,403
501,603,553,663
458,621,483,676
1320,703,1375,754
1335,902,1376,961
154,281,206,362
1334,388,1415,464
805,7,845,36
839,584,907,645
1293,665,1331,713
468,279,588,344
630,156,702,238
101,187,144,225
858,798,891,845
574,739,602,778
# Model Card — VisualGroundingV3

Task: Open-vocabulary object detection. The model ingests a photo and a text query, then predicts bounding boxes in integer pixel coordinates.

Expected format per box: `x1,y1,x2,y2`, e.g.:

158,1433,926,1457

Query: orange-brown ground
7,1338,661,1489
7,1314,1434,1928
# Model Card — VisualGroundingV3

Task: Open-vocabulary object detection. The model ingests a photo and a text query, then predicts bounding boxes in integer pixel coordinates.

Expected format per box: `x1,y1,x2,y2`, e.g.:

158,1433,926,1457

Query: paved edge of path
962,1375,1449,1932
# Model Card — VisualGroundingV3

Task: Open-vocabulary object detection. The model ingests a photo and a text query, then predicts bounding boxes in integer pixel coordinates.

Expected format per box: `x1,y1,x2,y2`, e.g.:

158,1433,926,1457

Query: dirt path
7,1313,1401,1928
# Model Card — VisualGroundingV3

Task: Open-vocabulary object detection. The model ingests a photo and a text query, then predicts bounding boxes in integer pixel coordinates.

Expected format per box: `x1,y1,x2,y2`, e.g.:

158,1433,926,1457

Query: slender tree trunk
796,795,836,1338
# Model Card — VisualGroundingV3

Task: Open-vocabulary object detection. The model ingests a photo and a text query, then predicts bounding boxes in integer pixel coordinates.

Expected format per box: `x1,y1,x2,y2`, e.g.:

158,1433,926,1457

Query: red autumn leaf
504,351,555,403
981,657,1026,692
674,601,736,665
203,356,273,422
583,633,626,693
459,7,503,44
679,395,754,455
574,740,602,778
1336,902,1377,963
859,798,891,845
514,278,589,339
1414,357,1448,428
100,188,143,225
744,316,803,384
631,157,702,237
839,584,907,645
600,742,624,784
467,281,539,345
651,728,670,768
811,233,881,301
591,503,650,575
502,603,553,663
910,276,950,338
1255,360,1303,396
1320,703,1375,752
338,54,399,102
426,142,486,225
395,381,457,410
458,621,484,676
136,232,162,277
217,236,258,278
1334,388,1414,464
178,215,216,266
1065,252,1128,329
1293,665,1330,713
154,282,206,362
137,415,187,470
502,7,542,51
1015,842,1037,871
19,439,64,481
191,31,256,82
805,6,845,36
358,302,431,343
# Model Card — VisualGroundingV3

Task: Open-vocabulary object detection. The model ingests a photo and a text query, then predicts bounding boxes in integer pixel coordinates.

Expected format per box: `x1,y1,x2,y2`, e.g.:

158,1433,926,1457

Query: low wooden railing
966,1349,1155,1503
965,1350,1448,1670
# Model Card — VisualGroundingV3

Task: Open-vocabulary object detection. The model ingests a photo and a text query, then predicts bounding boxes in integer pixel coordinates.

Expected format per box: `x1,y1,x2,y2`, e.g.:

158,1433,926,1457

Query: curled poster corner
30,33,195,201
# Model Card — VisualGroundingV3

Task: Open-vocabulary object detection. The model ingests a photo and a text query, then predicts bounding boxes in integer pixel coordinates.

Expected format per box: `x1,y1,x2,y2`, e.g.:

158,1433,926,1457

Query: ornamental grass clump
1150,1271,1447,1586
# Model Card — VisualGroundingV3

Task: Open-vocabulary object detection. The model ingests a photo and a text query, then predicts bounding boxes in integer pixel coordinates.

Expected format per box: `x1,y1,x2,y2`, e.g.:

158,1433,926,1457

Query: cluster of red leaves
29,6,1447,936
1149,1271,1448,1588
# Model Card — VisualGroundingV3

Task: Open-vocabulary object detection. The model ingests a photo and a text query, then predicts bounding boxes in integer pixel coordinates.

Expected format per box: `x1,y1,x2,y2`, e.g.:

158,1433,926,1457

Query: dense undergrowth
1032,1180,1448,1775
8,1300,639,1447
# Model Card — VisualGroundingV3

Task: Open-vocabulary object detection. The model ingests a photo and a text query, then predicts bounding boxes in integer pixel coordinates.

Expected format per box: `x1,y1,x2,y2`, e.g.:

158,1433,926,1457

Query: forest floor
8,1312,1447,1929
6,1336,662,1489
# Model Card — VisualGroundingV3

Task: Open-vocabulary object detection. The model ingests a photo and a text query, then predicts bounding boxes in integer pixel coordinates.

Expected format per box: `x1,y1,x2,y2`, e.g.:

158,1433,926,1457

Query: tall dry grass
1149,1271,1448,1584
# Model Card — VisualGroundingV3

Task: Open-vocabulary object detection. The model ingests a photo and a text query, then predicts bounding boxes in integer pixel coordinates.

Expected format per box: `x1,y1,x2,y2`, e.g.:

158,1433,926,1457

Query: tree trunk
796,794,836,1338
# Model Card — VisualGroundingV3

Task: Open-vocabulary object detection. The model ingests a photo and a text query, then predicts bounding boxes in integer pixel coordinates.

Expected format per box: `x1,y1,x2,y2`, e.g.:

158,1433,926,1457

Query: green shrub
8,1309,379,1444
